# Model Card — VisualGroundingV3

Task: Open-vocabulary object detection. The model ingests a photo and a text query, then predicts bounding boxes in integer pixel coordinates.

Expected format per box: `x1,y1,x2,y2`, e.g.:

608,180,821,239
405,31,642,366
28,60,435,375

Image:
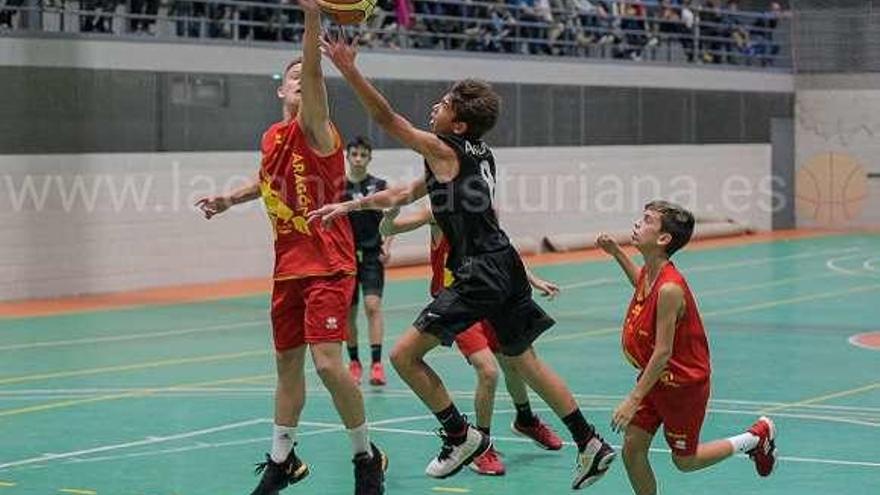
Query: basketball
795,152,868,225
316,0,376,24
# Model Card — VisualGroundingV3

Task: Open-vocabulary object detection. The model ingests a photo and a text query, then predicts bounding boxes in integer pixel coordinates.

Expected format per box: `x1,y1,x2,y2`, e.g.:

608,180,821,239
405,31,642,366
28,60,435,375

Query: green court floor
1,233,879,494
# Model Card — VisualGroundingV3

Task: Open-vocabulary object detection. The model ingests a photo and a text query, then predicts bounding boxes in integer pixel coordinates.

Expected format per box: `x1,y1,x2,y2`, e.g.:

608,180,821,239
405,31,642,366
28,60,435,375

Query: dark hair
346,135,372,153
645,200,695,256
447,79,501,138
283,57,303,78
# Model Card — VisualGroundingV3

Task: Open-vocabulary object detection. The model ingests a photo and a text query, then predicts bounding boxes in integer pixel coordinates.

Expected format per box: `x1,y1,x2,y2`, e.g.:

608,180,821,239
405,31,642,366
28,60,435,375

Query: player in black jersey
343,136,392,387
311,33,616,489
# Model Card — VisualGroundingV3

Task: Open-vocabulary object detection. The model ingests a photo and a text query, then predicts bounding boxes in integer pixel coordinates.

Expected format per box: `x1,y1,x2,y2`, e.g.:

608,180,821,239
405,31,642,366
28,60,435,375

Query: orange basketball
316,0,376,24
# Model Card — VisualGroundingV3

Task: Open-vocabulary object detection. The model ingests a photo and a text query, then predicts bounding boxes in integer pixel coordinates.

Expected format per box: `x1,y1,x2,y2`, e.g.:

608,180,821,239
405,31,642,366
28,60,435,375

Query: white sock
271,424,297,463
347,422,372,457
727,432,759,453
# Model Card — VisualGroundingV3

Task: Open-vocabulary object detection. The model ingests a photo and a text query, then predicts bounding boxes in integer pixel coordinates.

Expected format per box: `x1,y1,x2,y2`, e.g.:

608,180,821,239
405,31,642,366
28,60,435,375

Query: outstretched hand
531,276,561,300
307,201,355,227
194,196,231,220
320,27,359,73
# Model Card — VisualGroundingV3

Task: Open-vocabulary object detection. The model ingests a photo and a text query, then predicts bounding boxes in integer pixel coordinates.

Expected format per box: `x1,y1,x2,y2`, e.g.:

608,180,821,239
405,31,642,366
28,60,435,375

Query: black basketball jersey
425,134,510,270
344,174,388,251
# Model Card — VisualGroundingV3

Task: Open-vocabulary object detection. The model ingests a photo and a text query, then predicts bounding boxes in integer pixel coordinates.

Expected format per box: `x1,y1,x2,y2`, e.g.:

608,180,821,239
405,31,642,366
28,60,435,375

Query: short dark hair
283,57,303,78
447,79,501,138
645,200,695,256
346,136,372,153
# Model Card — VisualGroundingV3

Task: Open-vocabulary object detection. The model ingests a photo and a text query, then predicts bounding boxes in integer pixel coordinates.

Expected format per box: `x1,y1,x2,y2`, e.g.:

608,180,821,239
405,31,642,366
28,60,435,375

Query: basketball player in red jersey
597,201,777,495
379,206,564,476
194,2,386,494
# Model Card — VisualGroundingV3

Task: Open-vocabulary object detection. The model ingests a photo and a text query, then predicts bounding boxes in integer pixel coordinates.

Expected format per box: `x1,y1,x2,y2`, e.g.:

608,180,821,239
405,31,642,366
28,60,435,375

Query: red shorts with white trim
270,274,355,351
629,379,711,456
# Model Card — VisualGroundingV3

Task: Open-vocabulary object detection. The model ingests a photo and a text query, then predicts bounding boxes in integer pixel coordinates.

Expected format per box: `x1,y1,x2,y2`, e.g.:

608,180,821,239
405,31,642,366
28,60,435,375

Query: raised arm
297,0,337,155
195,175,261,219
321,32,459,182
597,233,640,287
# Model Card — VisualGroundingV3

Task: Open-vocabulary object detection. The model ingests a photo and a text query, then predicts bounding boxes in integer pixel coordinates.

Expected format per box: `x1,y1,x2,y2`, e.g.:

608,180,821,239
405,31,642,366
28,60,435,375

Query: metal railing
0,0,791,68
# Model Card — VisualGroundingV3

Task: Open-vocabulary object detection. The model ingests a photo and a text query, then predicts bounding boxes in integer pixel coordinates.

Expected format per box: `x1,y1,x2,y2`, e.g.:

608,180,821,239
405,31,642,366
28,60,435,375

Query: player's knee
474,360,499,386
389,342,411,371
364,299,382,317
671,454,698,472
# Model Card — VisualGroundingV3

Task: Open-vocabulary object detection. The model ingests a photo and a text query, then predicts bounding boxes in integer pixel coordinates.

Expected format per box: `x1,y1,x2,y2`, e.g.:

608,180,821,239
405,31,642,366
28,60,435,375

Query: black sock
434,403,467,444
371,344,382,364
561,409,595,451
476,425,491,437
514,401,538,427
347,345,359,363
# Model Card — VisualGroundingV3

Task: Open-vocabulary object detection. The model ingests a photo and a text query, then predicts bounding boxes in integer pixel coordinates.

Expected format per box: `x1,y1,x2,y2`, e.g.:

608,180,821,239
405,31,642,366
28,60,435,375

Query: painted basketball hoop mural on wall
795,152,869,226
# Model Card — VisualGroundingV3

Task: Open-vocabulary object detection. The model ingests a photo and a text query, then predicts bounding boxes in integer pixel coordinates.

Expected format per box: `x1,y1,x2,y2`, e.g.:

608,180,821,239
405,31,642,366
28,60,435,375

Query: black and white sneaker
249,449,309,495
425,425,490,478
354,442,388,495
572,435,616,490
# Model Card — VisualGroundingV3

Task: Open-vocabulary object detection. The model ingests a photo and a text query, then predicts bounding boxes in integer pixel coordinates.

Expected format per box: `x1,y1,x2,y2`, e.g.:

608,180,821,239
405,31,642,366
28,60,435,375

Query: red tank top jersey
621,262,711,386
259,120,356,280
429,227,453,297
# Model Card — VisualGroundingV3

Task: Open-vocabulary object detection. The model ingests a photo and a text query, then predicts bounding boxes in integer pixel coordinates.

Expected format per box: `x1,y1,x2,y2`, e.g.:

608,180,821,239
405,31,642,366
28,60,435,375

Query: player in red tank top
379,206,565,475
194,2,385,494
597,201,778,495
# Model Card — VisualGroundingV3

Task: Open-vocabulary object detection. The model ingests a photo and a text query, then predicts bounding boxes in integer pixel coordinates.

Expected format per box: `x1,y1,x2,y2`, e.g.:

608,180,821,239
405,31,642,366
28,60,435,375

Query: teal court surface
1,233,879,494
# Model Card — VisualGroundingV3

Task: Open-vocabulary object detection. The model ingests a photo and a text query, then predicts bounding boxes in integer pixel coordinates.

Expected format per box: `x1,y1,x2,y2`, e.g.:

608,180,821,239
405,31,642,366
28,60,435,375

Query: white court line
826,254,880,278
362,426,880,469
5,403,879,473
0,321,267,352
0,418,270,471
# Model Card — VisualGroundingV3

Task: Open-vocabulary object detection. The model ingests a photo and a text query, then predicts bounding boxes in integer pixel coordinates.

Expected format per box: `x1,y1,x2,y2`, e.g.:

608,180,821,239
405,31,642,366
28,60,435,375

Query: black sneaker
353,442,388,495
572,435,615,490
249,450,309,495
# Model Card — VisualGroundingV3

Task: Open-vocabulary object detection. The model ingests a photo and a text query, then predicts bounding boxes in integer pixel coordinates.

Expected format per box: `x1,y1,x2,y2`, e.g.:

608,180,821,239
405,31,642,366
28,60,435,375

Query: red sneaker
469,443,505,476
348,360,363,385
511,418,563,451
369,362,387,386
747,416,777,477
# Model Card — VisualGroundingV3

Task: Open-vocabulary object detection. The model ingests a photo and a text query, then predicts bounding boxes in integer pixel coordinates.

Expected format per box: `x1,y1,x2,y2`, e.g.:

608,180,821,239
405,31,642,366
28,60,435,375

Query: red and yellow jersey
259,120,355,280
429,225,454,297
621,262,711,386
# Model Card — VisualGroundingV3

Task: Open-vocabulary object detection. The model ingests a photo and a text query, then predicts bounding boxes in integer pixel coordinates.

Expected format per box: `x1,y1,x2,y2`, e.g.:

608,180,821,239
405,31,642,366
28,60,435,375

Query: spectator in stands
513,0,555,55
752,1,781,66
478,0,516,53
722,0,753,64
0,0,25,30
80,0,117,33
171,0,205,37
129,0,159,34
359,0,401,49
656,0,695,62
411,0,449,48
699,0,723,63
679,0,697,61
616,0,650,60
